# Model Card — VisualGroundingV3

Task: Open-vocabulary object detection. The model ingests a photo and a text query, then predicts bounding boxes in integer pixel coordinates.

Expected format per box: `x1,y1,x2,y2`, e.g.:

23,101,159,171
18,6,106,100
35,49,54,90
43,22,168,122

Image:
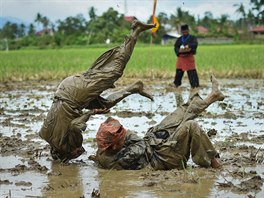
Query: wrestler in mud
39,20,156,162
92,75,224,170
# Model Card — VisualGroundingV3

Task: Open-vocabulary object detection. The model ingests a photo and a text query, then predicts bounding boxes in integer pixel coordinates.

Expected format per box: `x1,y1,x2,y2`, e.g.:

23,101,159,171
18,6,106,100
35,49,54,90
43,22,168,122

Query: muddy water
0,79,264,198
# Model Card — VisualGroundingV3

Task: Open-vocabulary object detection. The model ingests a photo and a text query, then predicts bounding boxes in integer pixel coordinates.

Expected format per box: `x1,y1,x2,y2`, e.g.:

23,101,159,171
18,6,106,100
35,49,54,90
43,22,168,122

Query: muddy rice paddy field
0,78,263,198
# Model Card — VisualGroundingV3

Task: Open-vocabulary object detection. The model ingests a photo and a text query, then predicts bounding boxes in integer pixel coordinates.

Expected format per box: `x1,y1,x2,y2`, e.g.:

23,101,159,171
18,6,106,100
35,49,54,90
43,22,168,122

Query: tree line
0,0,263,50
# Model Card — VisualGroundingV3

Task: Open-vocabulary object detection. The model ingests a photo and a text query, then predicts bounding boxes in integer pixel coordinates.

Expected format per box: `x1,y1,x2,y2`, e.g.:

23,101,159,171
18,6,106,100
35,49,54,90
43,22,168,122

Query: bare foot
128,81,154,101
211,157,221,169
209,74,225,102
132,20,156,32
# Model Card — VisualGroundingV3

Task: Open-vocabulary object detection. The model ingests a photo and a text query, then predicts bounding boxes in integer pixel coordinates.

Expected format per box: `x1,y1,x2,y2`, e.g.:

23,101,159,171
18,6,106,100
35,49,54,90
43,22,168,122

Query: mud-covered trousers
144,93,218,170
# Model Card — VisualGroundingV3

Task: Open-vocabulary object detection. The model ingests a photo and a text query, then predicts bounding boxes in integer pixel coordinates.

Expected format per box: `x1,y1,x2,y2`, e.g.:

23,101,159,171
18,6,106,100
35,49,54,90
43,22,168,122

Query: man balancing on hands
91,75,224,170
39,20,156,162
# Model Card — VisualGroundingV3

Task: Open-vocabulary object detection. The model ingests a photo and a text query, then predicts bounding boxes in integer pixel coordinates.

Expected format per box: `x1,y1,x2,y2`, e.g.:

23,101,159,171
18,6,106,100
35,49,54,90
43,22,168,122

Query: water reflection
43,161,84,198
97,168,216,198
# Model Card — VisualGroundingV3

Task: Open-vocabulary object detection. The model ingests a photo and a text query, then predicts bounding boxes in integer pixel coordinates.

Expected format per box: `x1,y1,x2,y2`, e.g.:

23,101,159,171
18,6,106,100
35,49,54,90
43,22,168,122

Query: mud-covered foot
129,81,154,101
175,93,184,107
210,75,225,101
189,87,200,99
211,157,221,169
88,155,97,162
132,20,156,32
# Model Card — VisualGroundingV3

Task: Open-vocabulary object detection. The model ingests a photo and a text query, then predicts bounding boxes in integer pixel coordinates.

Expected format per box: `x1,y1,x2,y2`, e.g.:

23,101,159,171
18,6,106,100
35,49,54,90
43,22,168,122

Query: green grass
0,44,263,82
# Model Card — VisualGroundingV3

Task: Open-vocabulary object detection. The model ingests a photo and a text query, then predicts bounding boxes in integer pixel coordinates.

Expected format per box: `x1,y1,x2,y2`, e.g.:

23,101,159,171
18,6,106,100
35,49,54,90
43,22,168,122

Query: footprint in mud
15,181,32,186
0,179,13,185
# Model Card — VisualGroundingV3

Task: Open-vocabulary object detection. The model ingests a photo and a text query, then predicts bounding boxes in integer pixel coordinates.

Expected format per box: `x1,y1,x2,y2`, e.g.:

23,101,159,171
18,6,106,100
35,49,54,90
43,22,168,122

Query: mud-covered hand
92,108,110,115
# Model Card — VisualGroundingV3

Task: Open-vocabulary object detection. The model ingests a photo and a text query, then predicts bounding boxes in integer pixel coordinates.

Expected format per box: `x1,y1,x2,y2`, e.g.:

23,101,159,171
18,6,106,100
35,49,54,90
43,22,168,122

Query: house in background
124,16,136,22
250,26,264,39
162,30,181,45
36,29,53,36
196,25,209,34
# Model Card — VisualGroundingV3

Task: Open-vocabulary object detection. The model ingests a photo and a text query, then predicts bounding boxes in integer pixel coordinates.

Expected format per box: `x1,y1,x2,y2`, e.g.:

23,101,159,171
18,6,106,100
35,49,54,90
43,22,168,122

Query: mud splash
0,78,264,197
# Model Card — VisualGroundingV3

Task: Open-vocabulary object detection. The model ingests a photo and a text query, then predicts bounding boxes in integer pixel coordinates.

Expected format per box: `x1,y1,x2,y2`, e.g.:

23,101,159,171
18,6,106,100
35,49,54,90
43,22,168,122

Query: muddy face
0,79,264,197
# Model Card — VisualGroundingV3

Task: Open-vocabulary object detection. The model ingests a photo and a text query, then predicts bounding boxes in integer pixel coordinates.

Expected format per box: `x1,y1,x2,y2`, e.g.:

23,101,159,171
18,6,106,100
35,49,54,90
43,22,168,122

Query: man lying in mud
39,20,156,162
91,75,224,170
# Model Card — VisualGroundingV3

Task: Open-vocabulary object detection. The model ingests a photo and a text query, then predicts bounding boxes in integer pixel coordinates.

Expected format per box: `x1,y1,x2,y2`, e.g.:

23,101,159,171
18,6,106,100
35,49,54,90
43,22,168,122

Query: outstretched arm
70,108,109,132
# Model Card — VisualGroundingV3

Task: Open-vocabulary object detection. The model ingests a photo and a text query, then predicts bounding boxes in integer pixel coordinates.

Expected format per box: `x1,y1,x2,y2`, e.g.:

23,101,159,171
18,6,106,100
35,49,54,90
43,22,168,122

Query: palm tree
88,6,97,20
35,13,43,29
250,0,264,25
41,16,50,29
219,14,229,33
234,3,246,30
18,23,26,37
28,23,36,36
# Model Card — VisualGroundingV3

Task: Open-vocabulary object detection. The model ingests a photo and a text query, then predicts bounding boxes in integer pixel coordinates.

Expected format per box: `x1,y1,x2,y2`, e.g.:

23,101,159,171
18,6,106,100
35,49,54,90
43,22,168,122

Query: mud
0,78,264,198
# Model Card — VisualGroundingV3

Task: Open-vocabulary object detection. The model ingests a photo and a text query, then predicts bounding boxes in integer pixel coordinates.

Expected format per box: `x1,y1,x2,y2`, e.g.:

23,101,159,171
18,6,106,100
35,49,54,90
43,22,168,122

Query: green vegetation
0,44,263,82
1,1,263,49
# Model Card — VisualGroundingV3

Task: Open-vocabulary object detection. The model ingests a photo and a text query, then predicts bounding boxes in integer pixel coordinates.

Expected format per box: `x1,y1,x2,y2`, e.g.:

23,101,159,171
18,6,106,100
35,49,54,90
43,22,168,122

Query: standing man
174,24,199,88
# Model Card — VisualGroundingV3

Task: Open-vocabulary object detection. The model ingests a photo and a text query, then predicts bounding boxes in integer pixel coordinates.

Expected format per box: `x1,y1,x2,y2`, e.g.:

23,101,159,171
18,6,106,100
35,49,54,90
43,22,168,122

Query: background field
0,44,263,82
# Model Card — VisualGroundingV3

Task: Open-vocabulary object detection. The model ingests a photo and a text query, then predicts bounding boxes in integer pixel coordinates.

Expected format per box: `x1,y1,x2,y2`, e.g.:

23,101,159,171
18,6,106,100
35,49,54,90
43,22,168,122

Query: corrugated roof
250,26,264,32
164,31,181,38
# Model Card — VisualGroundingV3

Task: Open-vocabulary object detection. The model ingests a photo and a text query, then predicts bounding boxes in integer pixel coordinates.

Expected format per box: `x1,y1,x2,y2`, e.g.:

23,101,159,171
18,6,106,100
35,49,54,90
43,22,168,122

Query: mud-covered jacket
95,93,212,170
95,102,196,170
96,131,148,170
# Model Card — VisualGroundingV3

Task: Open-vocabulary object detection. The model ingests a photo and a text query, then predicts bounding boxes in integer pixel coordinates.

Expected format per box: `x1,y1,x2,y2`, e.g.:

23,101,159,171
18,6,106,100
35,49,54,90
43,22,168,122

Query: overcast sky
1,0,250,24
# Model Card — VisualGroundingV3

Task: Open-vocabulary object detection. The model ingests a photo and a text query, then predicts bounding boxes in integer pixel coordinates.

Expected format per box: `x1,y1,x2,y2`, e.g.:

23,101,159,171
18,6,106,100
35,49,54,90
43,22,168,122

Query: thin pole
150,0,157,80
150,35,153,80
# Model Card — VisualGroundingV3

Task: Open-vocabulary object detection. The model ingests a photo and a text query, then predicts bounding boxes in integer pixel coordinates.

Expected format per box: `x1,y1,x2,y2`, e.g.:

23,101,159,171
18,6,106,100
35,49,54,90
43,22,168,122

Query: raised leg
157,75,225,128
82,20,155,96
204,74,225,104
174,89,184,107
104,81,153,109
181,74,225,122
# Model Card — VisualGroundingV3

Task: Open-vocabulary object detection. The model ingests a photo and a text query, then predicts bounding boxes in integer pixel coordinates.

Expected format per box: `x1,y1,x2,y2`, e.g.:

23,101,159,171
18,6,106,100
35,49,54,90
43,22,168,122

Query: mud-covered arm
70,111,94,133
114,132,147,170
70,108,109,132
84,96,108,110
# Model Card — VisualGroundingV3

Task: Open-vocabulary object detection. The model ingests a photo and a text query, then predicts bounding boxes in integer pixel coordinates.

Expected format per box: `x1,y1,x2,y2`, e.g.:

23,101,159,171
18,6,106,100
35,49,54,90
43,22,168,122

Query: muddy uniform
39,34,139,161
96,93,218,170
96,131,148,170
